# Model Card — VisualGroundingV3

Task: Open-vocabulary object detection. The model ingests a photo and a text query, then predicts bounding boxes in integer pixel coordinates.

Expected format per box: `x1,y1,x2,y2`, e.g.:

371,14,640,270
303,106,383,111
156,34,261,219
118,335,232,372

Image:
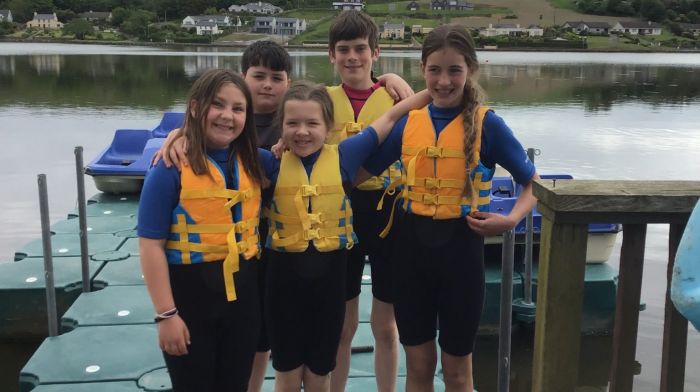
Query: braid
461,80,486,198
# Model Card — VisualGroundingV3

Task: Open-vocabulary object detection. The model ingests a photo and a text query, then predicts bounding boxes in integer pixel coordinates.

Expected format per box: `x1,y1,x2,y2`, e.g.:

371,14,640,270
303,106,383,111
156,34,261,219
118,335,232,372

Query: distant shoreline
1,37,699,53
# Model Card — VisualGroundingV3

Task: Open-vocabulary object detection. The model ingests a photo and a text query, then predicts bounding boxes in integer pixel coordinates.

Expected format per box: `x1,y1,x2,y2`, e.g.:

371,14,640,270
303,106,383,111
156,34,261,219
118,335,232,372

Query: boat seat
99,129,152,166
152,112,185,138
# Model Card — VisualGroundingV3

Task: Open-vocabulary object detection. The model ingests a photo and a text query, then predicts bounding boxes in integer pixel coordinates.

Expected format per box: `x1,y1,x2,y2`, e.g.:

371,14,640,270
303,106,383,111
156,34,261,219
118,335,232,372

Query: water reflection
1,53,697,112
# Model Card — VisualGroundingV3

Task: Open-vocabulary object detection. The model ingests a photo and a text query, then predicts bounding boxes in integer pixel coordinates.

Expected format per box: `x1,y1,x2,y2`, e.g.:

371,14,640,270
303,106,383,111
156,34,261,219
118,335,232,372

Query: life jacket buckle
423,193,438,205
308,213,322,224
304,228,320,240
345,122,364,135
424,178,439,189
426,146,443,158
300,185,318,197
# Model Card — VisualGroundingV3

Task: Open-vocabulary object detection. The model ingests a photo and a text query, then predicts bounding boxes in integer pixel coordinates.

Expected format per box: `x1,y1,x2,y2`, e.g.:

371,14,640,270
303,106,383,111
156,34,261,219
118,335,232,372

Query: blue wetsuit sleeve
481,111,536,185
338,127,379,182
258,147,279,188
363,114,407,176
137,162,180,239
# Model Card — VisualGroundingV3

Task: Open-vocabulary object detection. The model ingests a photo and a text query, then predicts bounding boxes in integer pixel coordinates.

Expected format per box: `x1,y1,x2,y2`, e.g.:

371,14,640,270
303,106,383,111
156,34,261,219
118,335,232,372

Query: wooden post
609,224,647,392
531,218,588,392
660,223,688,392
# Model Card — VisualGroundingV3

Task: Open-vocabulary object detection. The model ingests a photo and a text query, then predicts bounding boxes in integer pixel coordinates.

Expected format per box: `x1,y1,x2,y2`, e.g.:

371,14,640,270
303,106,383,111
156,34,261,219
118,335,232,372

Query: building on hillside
0,10,13,23
381,22,405,39
406,1,419,11
229,2,283,14
194,21,221,35
611,21,662,35
26,12,63,29
254,16,306,35
79,11,112,22
480,23,543,37
562,21,610,35
182,15,231,29
332,0,364,11
411,25,433,35
431,0,474,11
679,23,700,36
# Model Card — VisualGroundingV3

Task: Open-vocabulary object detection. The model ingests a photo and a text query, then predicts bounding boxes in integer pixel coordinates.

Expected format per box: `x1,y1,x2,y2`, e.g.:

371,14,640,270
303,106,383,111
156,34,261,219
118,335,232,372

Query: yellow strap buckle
344,122,364,135
425,146,443,158
300,185,318,197
307,213,322,225
303,228,321,240
424,177,439,189
422,193,438,205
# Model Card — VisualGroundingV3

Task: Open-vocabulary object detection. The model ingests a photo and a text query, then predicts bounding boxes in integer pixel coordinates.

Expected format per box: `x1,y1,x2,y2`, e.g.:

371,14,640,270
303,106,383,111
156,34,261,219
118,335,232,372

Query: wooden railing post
610,224,647,392
531,218,588,392
660,223,688,392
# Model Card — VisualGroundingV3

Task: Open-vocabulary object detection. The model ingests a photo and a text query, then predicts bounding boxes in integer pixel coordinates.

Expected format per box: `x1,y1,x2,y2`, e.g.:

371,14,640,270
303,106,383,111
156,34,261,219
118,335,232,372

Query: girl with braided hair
361,24,540,391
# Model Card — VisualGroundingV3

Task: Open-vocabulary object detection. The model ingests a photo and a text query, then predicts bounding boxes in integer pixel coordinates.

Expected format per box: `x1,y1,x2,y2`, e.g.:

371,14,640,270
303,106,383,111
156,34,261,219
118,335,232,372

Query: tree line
574,0,700,23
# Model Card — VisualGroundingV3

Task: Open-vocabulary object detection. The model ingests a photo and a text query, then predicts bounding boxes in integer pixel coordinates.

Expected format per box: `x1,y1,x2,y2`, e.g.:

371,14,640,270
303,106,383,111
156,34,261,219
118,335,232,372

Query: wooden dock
531,180,700,392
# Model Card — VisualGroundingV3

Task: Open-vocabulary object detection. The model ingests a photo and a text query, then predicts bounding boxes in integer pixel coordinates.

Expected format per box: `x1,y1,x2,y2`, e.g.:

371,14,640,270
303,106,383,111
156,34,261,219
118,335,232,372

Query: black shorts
391,213,485,356
346,189,395,303
265,247,347,375
165,259,260,392
256,220,270,352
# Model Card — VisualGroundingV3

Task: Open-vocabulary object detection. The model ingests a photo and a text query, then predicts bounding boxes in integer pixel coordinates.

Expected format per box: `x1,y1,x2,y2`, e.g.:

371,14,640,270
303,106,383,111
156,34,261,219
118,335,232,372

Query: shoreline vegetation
2,36,699,53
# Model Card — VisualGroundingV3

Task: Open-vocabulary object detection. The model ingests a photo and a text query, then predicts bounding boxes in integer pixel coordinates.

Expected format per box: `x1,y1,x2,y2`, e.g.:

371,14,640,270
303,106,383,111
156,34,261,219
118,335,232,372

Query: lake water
0,43,699,391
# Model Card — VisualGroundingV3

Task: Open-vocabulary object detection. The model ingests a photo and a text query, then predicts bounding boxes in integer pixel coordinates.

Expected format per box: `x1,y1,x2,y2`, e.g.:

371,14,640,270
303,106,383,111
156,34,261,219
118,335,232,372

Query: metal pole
38,174,59,337
523,148,536,304
497,229,515,392
75,146,90,293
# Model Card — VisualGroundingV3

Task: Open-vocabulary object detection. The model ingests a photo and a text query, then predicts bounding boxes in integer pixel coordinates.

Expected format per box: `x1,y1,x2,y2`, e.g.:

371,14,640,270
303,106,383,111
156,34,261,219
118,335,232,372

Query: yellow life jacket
266,144,356,252
379,106,494,237
165,156,261,302
326,85,402,191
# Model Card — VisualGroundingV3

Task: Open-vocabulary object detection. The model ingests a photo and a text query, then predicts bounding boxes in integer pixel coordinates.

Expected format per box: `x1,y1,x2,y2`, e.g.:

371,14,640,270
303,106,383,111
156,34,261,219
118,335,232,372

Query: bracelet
154,308,178,323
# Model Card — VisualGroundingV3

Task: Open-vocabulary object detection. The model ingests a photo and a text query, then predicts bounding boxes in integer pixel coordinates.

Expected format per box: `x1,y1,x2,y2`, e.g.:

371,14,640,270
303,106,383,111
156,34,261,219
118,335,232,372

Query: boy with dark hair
326,10,404,392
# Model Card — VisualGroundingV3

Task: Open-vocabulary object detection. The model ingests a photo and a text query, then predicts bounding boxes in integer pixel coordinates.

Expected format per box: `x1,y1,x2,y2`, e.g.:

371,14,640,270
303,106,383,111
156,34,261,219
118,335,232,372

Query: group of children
138,10,538,392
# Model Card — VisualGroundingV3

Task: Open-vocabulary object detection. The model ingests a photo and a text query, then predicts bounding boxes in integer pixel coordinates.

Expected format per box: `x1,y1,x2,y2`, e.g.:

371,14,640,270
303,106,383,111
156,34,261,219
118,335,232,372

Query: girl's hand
466,211,516,237
270,138,286,159
379,73,415,101
152,128,189,169
157,314,191,356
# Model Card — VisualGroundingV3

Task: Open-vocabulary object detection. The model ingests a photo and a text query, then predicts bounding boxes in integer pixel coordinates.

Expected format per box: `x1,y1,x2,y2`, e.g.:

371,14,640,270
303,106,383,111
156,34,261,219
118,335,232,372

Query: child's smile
203,83,248,149
422,48,469,108
282,99,329,158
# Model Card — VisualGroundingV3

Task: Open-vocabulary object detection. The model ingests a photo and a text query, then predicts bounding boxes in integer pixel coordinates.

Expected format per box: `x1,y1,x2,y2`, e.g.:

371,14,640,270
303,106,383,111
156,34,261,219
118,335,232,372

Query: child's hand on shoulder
152,128,189,169
379,73,415,101
270,138,287,159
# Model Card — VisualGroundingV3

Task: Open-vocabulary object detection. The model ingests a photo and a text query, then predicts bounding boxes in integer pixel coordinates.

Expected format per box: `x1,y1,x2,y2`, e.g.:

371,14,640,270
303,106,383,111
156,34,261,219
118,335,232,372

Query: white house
254,16,306,35
480,23,543,37
431,0,473,11
332,0,364,11
381,22,404,39
195,21,221,35
611,21,662,35
562,21,610,35
0,10,13,23
26,12,63,29
229,2,283,14
182,15,231,29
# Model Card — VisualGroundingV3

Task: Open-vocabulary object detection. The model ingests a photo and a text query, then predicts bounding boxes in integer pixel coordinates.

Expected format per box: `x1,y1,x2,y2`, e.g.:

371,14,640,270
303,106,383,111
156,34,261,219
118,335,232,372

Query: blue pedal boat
672,199,700,331
85,112,184,194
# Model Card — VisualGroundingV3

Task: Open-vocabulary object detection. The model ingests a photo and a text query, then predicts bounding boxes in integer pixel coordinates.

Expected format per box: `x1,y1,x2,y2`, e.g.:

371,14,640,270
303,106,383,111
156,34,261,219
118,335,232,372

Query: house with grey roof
229,2,283,14
254,16,306,35
611,20,662,35
182,15,231,29
79,11,112,22
26,12,63,29
406,1,419,11
0,10,13,23
332,0,364,11
679,23,700,36
381,22,405,39
431,0,473,11
562,21,610,35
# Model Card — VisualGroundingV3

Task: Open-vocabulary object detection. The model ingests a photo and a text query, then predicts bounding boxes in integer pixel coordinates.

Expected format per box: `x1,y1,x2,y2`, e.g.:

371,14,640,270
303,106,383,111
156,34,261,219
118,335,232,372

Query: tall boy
327,10,402,392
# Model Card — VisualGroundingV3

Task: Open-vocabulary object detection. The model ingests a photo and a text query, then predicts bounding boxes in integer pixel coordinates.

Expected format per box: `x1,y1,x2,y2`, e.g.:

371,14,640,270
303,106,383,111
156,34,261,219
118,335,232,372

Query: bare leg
405,341,437,392
371,297,398,392
274,366,304,392
441,351,472,392
247,350,270,392
330,297,359,392
303,367,331,392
